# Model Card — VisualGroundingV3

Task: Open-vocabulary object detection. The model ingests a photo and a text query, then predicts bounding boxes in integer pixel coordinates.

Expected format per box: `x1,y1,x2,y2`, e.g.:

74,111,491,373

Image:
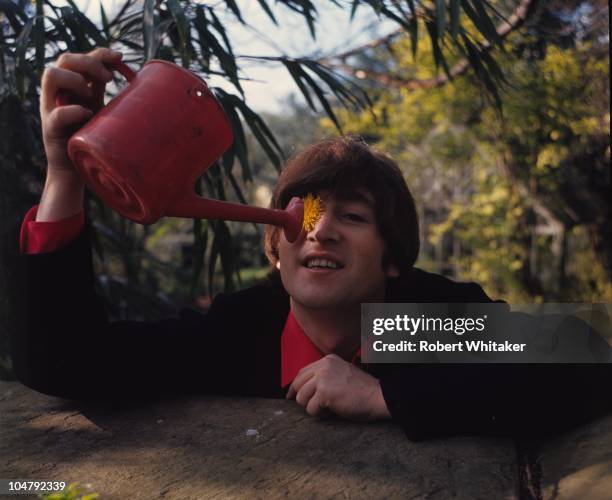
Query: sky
66,0,395,113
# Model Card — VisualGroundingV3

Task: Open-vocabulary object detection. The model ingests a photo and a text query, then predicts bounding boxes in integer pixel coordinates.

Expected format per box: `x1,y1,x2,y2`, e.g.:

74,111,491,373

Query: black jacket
10,223,611,441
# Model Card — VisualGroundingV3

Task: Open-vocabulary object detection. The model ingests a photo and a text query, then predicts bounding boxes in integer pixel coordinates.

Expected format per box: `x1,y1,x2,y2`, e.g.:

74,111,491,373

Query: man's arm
10,219,250,400
377,362,612,441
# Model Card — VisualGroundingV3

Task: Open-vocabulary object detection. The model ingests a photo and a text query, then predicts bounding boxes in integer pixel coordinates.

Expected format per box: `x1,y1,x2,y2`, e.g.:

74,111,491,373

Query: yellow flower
302,193,323,232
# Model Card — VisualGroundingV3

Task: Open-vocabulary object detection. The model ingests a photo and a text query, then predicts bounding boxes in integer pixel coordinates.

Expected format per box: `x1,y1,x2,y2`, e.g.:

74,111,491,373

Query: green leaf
166,0,190,67
409,16,418,59
214,88,252,181
256,0,278,25
460,31,501,108
100,2,111,40
224,0,245,24
461,0,502,48
0,0,28,35
435,0,446,38
425,19,452,81
471,0,503,47
298,67,342,131
66,0,106,45
15,16,33,99
45,16,74,50
350,0,359,20
450,0,461,38
143,0,155,61
405,0,416,17
59,6,93,51
194,7,243,95
283,60,316,112
34,0,45,77
283,0,318,38
302,61,367,110
231,95,283,171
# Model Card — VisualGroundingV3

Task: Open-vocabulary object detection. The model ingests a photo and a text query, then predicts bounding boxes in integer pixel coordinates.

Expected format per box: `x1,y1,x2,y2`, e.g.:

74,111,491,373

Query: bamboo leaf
471,0,503,47
65,0,106,45
214,88,252,181
256,0,278,25
15,16,33,99
282,60,316,112
350,0,359,20
194,7,243,95
45,16,74,50
230,95,283,171
224,0,245,24
143,0,155,60
59,6,93,51
405,0,416,17
426,20,452,79
460,31,501,108
461,0,501,48
298,67,342,131
0,0,28,35
435,0,446,38
450,0,461,38
409,16,418,59
166,0,190,67
34,0,45,77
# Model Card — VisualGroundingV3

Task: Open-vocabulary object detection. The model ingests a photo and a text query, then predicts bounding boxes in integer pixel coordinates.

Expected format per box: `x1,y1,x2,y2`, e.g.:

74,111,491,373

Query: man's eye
343,213,366,222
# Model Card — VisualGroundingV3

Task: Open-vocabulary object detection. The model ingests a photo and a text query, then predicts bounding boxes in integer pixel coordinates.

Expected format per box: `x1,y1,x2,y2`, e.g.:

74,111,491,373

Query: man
10,49,611,441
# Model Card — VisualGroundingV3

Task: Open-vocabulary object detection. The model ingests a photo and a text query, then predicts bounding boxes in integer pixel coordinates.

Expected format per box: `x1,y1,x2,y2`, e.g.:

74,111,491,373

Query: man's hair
264,136,420,275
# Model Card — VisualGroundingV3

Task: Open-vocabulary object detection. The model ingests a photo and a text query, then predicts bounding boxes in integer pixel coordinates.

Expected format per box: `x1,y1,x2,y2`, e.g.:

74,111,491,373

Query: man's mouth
303,258,343,270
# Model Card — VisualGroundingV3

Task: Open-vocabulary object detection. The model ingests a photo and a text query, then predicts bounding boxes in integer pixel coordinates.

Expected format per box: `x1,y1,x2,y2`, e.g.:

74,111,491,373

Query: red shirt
20,206,362,387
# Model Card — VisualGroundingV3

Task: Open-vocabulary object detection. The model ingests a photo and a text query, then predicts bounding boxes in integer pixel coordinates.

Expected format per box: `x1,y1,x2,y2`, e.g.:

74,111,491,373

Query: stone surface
1,381,518,499
539,413,612,500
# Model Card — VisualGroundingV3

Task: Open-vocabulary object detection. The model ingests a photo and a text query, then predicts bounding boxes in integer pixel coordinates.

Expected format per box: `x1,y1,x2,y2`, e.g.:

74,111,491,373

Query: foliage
320,1,610,301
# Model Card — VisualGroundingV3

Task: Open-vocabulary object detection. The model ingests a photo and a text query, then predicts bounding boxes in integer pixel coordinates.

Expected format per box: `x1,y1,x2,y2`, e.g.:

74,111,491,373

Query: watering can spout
167,195,304,243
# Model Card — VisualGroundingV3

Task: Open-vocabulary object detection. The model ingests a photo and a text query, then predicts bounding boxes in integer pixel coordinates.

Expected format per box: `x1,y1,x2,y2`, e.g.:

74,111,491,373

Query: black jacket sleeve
9,222,251,401
379,363,612,441
377,275,612,441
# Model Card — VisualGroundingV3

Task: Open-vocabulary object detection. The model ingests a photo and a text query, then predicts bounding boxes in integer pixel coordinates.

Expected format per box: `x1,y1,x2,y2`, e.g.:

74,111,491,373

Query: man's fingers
295,377,317,406
87,47,123,64
305,391,327,417
57,51,116,82
46,105,93,136
41,67,93,113
286,369,315,399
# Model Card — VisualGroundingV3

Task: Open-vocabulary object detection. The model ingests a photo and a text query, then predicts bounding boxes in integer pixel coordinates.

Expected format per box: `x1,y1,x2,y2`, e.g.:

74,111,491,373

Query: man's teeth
306,258,339,269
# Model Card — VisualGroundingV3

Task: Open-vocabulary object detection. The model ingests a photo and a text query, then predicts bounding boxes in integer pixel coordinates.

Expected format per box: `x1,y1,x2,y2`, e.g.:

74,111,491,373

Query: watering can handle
167,195,304,243
55,60,136,108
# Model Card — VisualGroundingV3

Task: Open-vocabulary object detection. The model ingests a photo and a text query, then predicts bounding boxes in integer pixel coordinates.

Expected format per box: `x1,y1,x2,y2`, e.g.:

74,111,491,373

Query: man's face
277,189,398,310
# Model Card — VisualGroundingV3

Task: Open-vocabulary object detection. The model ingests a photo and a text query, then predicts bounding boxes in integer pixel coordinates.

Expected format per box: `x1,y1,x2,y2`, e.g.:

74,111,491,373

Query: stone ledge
1,381,610,499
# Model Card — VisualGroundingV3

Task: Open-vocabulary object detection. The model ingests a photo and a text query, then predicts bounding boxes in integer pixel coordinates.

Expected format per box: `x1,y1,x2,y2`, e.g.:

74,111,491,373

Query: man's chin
290,292,354,310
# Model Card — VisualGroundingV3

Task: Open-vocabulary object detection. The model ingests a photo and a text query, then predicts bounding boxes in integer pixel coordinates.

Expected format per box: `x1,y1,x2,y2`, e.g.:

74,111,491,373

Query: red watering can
59,59,303,242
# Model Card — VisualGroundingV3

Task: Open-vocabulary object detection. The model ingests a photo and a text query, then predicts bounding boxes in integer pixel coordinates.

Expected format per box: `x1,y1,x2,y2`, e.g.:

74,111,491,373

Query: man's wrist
36,169,85,222
372,380,392,420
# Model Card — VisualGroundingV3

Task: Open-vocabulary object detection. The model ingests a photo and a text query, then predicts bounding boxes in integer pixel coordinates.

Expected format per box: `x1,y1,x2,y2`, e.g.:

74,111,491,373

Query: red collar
281,310,362,388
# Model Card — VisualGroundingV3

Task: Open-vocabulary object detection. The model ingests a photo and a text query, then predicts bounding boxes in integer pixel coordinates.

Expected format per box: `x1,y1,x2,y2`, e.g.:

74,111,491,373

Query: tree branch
322,0,538,91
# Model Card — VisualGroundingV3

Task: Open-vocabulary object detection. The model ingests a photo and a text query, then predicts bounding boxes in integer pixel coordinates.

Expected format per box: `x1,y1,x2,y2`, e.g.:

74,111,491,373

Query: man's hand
286,354,391,421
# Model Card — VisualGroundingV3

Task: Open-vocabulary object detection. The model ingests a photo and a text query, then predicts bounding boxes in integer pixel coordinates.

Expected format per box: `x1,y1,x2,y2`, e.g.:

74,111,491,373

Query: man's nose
307,210,340,243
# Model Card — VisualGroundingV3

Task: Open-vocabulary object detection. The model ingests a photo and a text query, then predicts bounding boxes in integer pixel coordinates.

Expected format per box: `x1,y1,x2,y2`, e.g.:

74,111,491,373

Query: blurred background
1,0,609,379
